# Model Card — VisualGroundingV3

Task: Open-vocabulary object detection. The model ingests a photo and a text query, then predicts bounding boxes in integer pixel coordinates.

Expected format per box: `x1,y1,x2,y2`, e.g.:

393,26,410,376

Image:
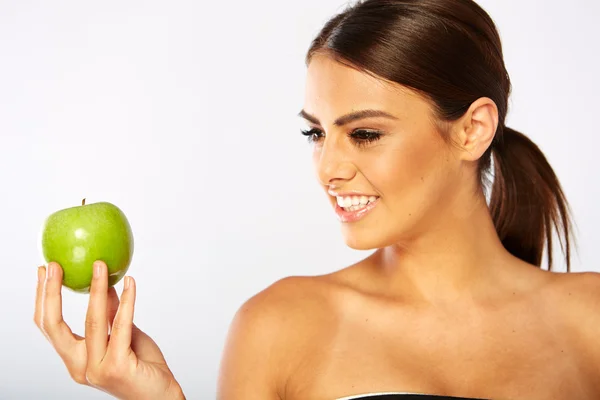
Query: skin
216,54,600,399
35,54,600,399
34,261,185,399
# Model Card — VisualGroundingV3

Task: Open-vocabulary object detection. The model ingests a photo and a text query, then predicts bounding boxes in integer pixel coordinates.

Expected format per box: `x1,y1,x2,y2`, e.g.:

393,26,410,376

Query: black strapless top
336,393,488,400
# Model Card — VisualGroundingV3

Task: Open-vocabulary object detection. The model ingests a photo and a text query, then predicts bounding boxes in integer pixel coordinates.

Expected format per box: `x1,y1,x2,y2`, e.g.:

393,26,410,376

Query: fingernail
93,261,103,279
124,276,131,290
37,266,43,282
46,263,54,280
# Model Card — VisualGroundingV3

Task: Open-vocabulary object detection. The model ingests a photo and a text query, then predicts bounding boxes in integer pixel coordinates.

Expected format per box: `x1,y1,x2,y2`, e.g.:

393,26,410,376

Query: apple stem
82,198,86,206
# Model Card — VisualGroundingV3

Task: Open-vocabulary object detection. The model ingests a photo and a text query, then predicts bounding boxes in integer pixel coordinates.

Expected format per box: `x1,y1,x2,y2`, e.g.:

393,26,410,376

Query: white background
1,0,598,398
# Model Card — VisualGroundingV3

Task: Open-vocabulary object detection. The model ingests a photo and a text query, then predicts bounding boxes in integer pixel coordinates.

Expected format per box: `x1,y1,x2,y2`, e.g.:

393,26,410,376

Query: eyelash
300,128,383,147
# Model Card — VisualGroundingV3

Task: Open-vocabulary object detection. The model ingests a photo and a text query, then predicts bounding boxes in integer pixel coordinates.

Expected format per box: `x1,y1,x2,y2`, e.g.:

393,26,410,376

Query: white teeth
335,195,379,211
346,205,364,212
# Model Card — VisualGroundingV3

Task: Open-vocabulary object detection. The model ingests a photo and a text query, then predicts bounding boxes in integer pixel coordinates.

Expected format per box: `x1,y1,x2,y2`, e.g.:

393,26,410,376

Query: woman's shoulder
232,271,350,328
541,269,600,361
543,269,600,311
226,268,363,349
220,272,352,384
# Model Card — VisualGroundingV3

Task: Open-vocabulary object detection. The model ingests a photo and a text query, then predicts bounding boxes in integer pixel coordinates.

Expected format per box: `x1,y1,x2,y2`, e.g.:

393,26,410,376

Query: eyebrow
298,109,399,127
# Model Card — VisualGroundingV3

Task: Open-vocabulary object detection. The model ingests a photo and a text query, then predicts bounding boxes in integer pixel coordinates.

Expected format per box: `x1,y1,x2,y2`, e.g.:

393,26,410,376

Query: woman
34,0,600,399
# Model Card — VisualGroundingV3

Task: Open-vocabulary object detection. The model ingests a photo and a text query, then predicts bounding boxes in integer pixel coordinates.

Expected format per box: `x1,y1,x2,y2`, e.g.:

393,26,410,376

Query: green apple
40,199,134,293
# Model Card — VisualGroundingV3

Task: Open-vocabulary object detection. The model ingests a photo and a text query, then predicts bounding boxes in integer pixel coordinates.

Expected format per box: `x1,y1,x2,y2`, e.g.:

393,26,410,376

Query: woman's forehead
303,54,430,123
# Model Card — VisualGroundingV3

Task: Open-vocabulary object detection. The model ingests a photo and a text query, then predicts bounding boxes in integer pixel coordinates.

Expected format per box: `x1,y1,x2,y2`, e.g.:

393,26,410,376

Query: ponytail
489,126,573,271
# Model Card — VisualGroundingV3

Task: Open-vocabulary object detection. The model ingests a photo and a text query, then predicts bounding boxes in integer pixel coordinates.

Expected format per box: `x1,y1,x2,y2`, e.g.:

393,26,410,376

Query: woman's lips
334,197,380,223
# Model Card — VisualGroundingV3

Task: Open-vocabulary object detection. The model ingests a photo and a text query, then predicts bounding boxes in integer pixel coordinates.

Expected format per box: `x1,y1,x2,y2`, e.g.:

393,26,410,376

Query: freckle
420,177,424,182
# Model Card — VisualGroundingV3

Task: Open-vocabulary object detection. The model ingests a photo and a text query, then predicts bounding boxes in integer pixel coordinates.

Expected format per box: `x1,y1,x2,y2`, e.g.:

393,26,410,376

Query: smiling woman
216,0,600,399
33,0,600,399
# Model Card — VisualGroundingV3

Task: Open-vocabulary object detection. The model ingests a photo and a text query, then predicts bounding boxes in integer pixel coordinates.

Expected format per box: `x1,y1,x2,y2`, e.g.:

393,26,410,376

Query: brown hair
306,0,573,271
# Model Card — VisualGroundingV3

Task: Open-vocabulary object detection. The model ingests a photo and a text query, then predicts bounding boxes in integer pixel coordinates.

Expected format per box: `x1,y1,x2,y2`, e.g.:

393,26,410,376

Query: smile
333,194,380,223
336,195,378,211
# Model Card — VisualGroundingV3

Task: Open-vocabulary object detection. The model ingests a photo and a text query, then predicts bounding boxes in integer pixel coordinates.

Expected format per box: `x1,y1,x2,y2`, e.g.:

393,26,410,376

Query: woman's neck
371,191,519,305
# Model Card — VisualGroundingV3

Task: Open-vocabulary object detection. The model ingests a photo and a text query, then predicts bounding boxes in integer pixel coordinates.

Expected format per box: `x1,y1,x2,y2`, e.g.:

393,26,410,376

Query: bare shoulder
218,274,344,398
544,270,600,313
542,270,600,360
227,270,356,344
232,257,370,328
233,274,340,327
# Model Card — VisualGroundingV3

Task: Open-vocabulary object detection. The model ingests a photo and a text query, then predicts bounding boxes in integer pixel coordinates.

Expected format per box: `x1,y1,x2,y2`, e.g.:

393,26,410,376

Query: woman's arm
217,288,288,400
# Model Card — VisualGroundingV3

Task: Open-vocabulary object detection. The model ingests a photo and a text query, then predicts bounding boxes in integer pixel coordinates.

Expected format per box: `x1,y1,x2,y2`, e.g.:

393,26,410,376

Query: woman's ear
452,97,499,161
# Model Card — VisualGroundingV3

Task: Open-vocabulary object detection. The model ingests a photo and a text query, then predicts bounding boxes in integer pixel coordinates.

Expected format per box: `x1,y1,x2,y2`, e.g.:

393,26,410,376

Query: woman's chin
341,232,384,251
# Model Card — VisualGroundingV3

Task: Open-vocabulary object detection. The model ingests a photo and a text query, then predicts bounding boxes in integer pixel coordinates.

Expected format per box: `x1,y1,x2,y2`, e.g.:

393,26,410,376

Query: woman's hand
34,261,185,400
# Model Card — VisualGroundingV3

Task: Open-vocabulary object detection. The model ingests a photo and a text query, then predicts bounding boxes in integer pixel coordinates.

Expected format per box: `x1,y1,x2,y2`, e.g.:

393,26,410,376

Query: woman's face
301,54,470,250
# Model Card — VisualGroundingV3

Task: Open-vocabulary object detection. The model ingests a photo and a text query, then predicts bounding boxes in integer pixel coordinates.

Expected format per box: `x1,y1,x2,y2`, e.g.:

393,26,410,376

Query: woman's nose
315,138,357,186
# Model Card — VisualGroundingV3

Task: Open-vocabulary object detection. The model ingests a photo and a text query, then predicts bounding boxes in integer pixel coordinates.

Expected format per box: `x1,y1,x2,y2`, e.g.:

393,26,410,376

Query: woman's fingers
107,287,120,332
130,324,167,364
85,261,109,365
34,266,45,326
107,276,136,358
40,262,79,358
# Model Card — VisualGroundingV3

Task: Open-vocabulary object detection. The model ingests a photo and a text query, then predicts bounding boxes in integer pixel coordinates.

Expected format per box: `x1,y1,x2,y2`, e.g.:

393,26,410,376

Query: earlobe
457,97,499,161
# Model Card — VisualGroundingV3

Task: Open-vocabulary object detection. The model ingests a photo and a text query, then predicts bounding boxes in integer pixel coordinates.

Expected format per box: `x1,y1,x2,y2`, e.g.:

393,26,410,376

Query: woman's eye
350,129,382,146
300,128,383,147
301,128,324,143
